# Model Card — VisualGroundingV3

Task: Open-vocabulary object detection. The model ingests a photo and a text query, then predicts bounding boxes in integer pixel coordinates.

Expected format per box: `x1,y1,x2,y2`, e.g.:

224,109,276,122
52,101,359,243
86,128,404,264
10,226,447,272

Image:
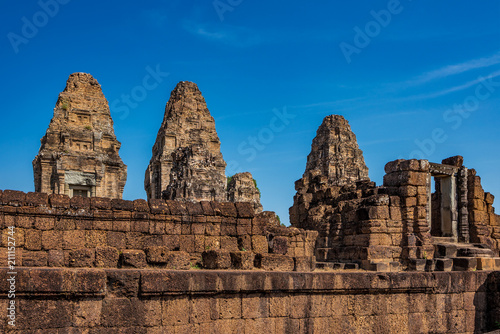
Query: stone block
294,256,315,272
252,235,268,254
144,250,190,270
95,246,119,267
205,223,220,236
131,220,149,233
22,250,48,266
91,197,112,210
69,248,95,267
205,236,221,250
41,230,63,250
238,235,252,251
270,236,289,255
185,201,203,216
368,206,390,219
435,244,457,258
452,257,477,271
476,257,495,271
218,202,238,217
230,251,255,270
101,298,145,327
148,199,170,214
48,250,65,267
26,192,49,207
255,253,294,271
220,236,239,252
200,201,215,216
25,229,42,250
408,259,427,271
86,230,108,248
34,216,55,230
132,199,149,212
121,250,147,268
166,200,186,215
384,160,405,173
202,250,231,269
107,231,126,249
399,186,417,197
235,202,255,218
485,192,495,205
179,235,195,253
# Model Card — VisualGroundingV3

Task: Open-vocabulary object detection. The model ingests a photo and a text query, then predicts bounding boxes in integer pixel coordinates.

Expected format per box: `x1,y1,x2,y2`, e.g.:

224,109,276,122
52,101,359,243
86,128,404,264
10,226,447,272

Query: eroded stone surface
33,73,127,199
227,172,263,213
290,114,369,227
144,81,226,202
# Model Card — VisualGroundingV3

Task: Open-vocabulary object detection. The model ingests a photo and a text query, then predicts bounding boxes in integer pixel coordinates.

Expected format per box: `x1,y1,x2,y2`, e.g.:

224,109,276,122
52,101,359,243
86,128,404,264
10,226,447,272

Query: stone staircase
314,235,500,271
430,237,500,271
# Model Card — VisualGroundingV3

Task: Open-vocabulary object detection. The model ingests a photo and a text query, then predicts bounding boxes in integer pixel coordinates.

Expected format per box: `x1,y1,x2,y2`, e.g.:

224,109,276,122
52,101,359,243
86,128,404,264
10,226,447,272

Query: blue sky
1,1,499,224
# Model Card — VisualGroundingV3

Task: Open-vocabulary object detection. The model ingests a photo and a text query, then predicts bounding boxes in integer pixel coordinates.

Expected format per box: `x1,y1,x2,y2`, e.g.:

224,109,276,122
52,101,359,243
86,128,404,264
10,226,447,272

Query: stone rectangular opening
428,161,468,243
431,175,457,239
69,185,91,198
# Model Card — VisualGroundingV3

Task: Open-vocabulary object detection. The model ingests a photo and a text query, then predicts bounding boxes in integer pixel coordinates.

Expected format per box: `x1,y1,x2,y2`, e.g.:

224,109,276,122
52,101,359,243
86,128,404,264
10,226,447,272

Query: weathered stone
33,73,127,199
442,156,464,167
255,254,294,271
95,246,119,268
202,250,231,269
144,81,226,202
227,172,263,213
293,256,315,272
69,248,95,267
230,251,255,270
146,247,191,269
121,250,147,268
270,236,289,255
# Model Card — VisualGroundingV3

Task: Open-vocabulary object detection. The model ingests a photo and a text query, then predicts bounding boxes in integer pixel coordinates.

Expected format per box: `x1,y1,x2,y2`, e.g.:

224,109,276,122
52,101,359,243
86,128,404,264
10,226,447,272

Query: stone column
457,166,469,243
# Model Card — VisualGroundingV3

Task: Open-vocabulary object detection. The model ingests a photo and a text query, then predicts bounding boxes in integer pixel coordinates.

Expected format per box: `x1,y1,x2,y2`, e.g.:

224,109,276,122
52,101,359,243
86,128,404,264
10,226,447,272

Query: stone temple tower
33,73,127,199
144,81,227,202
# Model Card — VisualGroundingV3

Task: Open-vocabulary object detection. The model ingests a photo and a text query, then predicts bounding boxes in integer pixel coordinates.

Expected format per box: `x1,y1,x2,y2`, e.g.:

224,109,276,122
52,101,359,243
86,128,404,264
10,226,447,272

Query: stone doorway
427,162,469,243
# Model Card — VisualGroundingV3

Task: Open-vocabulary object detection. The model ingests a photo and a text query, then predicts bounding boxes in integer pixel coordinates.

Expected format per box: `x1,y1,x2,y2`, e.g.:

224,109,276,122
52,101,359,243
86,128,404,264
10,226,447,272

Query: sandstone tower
144,81,227,201
227,172,263,213
290,115,369,227
33,73,127,199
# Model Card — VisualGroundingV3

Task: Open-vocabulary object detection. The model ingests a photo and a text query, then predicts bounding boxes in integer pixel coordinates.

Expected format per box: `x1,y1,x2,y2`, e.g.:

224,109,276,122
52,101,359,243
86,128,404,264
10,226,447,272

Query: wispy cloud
183,21,261,48
406,52,500,86
404,69,500,100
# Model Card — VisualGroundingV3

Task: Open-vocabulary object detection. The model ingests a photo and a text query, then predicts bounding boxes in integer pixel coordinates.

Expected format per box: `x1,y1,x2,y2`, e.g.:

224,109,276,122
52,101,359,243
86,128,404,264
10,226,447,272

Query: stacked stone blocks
0,189,316,272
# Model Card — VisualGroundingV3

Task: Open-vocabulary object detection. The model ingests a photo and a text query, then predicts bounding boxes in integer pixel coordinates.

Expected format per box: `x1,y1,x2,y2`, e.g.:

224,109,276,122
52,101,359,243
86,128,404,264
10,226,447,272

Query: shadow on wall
482,271,500,332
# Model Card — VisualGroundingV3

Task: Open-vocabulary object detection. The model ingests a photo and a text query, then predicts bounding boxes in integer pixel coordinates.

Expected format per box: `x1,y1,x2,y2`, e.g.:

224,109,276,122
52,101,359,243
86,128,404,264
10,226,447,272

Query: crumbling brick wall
0,189,317,272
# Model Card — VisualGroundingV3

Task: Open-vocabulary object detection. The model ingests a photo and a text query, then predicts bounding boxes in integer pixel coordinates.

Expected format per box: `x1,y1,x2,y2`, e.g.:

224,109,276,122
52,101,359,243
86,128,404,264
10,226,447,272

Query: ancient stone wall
0,189,316,272
0,269,497,333
33,73,127,199
468,168,500,250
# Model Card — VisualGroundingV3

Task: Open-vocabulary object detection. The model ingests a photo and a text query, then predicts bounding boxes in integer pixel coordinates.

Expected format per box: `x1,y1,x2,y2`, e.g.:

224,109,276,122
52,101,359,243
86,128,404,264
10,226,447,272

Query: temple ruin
2,79,500,333
227,172,263,213
144,81,227,202
32,73,127,199
291,114,500,272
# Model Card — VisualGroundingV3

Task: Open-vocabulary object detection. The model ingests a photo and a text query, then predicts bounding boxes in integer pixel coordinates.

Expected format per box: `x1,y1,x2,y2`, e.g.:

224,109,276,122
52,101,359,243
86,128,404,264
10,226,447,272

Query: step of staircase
432,236,457,243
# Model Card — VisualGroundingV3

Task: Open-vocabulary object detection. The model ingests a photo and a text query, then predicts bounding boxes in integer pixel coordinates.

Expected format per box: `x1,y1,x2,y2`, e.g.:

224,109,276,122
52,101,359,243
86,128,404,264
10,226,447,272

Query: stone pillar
457,166,469,243
383,159,434,263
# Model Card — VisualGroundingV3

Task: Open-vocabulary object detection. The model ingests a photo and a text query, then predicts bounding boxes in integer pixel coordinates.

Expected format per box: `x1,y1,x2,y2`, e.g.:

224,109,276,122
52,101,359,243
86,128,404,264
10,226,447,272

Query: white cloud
407,69,500,100
406,52,500,86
